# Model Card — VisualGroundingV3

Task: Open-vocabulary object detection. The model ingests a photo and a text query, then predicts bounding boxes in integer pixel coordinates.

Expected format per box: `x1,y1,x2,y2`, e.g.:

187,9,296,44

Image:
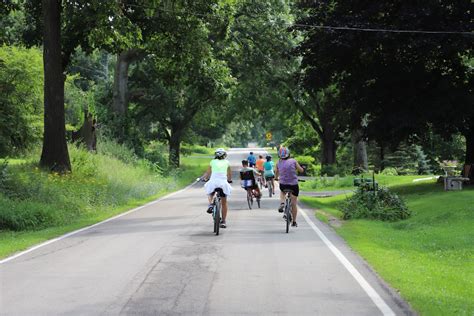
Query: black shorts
249,162,256,167
279,184,299,197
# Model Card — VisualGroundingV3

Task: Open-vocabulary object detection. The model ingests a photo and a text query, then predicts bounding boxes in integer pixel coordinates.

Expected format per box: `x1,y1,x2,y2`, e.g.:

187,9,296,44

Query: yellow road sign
266,132,272,141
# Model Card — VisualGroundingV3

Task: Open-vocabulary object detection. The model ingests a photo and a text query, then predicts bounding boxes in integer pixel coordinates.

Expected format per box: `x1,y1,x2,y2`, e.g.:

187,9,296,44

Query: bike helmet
241,159,249,165
278,147,290,159
215,148,227,159
266,155,272,161
250,151,253,155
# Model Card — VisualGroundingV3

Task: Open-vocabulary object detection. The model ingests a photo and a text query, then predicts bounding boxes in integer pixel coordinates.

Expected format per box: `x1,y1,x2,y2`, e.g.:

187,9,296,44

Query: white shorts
204,174,232,196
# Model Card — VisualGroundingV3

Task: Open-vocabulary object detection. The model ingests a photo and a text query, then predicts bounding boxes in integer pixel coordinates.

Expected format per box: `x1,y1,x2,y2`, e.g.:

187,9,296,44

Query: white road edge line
298,206,396,316
0,180,199,265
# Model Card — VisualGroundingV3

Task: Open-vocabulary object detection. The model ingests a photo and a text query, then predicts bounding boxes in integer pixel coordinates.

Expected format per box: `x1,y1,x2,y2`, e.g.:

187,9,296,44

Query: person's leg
221,197,228,222
290,194,298,222
206,194,214,213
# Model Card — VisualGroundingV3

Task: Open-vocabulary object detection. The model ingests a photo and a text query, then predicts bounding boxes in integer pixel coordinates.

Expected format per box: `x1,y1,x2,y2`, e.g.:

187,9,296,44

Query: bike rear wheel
214,202,220,235
247,190,253,210
268,181,273,197
285,201,291,233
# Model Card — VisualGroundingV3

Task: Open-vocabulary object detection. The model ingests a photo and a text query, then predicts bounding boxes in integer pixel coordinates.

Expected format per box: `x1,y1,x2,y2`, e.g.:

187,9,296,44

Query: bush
321,164,338,176
341,186,411,221
381,167,398,176
143,141,169,171
0,144,186,231
97,137,137,164
294,155,317,176
181,143,213,155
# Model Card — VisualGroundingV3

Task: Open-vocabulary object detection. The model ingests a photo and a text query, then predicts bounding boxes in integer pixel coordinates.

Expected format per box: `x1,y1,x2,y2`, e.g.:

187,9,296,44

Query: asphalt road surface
0,148,412,315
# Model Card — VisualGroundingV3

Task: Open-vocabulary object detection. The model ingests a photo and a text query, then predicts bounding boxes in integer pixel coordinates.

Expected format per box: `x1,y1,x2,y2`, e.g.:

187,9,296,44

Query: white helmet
215,148,227,159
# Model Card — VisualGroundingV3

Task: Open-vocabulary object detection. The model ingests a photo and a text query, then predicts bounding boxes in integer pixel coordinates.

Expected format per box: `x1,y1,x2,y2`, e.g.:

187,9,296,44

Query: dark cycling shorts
279,184,299,197
212,188,227,198
249,162,256,167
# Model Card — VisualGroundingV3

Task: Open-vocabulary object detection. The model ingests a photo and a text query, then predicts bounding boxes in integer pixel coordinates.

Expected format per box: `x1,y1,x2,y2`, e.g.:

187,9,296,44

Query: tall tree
297,0,473,165
40,0,70,171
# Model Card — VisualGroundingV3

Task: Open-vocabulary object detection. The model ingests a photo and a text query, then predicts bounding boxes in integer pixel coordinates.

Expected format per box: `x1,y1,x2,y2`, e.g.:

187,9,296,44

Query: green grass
300,174,434,191
301,180,474,315
0,145,206,259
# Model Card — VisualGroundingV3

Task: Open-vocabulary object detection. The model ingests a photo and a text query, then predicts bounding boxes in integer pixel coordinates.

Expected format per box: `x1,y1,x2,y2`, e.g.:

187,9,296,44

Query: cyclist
239,160,262,200
202,148,232,228
255,154,266,187
247,151,257,168
275,147,304,227
263,155,275,190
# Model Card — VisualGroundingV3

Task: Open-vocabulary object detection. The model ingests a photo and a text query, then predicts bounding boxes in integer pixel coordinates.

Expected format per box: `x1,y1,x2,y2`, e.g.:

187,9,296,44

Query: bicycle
266,176,274,197
281,179,305,233
245,186,261,209
209,188,224,235
201,178,232,235
256,172,264,190
282,189,293,233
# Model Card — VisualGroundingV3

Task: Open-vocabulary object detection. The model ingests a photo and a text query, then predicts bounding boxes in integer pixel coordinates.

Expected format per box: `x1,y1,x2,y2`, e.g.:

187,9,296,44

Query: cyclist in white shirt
202,148,232,228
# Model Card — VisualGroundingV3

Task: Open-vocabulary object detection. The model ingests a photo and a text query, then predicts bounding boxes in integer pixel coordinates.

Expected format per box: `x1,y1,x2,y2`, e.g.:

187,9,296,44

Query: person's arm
295,161,304,174
227,166,232,182
275,164,279,180
203,165,212,180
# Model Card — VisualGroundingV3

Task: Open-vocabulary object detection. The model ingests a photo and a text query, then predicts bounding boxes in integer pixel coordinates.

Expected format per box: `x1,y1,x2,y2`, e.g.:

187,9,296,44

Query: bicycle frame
211,189,223,235
283,191,293,233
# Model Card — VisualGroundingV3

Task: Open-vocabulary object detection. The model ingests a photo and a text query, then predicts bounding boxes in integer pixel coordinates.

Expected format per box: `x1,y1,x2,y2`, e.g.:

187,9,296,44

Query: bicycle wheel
285,201,291,233
247,190,252,210
268,182,273,197
257,196,261,208
214,201,220,235
258,177,263,190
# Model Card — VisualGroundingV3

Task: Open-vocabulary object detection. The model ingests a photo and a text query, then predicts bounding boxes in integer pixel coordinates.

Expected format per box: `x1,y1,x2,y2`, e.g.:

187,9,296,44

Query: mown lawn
300,174,435,191
301,180,474,315
0,147,206,259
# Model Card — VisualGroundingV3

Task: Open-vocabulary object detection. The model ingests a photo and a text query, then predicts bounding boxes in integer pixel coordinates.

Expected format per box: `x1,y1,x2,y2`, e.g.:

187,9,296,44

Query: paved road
0,148,412,315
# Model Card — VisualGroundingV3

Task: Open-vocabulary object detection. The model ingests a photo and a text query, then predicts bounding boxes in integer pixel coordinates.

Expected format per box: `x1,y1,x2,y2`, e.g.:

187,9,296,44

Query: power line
293,23,473,36
124,3,473,37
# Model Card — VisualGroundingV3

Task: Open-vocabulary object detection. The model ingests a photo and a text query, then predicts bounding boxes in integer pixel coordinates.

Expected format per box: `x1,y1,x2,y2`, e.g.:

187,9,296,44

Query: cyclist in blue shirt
247,152,257,168
263,155,275,189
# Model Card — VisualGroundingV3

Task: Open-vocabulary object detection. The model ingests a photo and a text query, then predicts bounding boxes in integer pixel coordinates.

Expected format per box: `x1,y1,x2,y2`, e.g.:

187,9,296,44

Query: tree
296,0,473,165
127,1,234,167
40,0,70,172
0,46,43,155
21,0,145,170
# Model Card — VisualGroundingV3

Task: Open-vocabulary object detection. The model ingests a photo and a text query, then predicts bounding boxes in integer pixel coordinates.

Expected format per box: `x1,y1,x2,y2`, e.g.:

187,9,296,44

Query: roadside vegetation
0,140,207,259
301,179,474,315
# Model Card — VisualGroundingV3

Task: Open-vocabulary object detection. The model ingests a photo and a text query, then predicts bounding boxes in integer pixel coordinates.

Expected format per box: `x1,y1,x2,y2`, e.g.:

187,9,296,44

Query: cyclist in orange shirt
255,154,266,187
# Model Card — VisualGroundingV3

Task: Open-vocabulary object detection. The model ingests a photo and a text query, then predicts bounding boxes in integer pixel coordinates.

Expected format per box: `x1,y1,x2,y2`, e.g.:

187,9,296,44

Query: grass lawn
300,174,434,191
0,150,207,260
301,180,474,315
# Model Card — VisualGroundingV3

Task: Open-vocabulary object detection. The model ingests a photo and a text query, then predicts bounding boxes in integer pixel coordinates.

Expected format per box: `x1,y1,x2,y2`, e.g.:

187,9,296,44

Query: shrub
321,164,338,176
97,137,137,164
294,155,317,176
381,167,398,176
0,196,68,230
143,141,169,171
341,186,410,221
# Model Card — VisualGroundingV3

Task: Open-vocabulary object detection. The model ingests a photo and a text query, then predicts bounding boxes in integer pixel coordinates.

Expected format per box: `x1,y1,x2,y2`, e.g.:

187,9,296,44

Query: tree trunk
40,0,71,172
321,121,337,174
380,145,385,171
71,110,97,151
464,128,474,164
112,52,131,116
352,128,368,173
169,125,182,168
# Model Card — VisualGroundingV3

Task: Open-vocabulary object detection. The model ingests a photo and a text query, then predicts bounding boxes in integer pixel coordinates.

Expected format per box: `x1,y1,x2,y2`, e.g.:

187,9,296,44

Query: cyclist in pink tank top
275,147,304,227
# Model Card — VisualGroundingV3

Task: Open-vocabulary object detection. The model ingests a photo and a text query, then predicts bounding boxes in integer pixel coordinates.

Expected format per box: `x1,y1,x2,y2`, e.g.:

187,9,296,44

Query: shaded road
0,148,412,315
